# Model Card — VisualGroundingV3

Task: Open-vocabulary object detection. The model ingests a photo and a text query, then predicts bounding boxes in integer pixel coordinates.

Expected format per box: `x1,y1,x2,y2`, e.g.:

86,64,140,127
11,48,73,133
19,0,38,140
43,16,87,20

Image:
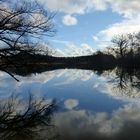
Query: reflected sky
0,69,140,139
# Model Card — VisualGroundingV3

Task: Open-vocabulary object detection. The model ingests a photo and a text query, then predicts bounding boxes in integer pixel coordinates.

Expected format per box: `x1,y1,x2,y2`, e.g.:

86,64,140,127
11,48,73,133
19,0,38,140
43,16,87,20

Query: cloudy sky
37,0,140,56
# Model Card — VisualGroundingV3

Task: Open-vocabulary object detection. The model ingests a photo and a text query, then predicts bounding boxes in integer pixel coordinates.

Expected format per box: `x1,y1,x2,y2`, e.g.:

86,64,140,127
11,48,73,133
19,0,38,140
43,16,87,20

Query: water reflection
0,94,58,140
95,68,140,98
0,67,140,139
55,105,140,140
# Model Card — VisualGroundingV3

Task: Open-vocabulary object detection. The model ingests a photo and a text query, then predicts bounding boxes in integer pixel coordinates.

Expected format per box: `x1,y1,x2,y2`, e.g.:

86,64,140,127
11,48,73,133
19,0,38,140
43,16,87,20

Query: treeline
2,33,140,70
3,32,140,71
105,32,140,67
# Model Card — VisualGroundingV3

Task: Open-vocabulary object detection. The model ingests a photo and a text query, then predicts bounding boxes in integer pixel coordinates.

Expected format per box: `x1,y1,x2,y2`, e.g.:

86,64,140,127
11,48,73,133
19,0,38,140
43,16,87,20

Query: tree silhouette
111,35,128,58
0,0,55,58
0,94,58,140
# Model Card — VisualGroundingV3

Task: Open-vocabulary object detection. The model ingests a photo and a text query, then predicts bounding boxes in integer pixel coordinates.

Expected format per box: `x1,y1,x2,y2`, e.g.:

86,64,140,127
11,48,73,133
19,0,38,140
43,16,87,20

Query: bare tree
0,0,55,57
111,35,128,58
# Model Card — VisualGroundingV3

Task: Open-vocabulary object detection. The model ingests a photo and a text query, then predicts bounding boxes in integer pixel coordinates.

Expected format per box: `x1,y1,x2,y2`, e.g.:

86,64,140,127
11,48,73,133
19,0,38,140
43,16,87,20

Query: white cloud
93,16,140,49
40,42,95,57
56,43,95,57
37,0,88,14
37,0,105,14
90,0,108,11
108,0,140,18
37,0,109,15
62,15,78,26
45,40,96,57
101,17,140,39
37,0,140,18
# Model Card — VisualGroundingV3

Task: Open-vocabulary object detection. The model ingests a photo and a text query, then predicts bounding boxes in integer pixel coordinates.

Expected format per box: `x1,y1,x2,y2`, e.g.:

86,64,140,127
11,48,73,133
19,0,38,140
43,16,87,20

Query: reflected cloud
0,69,94,97
17,69,94,84
0,68,140,139
54,103,140,139
64,99,79,110
0,68,140,104
0,68,140,102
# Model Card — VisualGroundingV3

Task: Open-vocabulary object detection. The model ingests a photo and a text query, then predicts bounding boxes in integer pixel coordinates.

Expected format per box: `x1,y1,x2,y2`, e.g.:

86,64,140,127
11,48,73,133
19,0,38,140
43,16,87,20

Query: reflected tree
94,67,140,97
108,68,140,97
0,94,58,140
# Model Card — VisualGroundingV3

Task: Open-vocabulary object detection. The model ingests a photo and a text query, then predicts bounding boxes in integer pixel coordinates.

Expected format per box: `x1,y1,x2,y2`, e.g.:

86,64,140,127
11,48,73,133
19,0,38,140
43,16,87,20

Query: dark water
0,68,140,140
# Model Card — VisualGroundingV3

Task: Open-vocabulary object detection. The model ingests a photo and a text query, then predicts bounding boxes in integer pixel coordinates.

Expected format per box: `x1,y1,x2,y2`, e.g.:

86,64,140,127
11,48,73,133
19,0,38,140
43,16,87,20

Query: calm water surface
0,68,140,140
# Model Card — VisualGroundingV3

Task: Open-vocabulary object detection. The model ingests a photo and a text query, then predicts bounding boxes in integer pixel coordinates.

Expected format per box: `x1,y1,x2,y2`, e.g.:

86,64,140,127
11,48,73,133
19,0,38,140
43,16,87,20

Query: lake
0,68,140,140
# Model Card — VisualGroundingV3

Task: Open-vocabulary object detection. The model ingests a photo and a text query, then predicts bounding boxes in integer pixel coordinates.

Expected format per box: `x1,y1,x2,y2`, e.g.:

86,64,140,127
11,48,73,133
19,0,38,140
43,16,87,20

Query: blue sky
37,0,140,56
51,9,123,48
